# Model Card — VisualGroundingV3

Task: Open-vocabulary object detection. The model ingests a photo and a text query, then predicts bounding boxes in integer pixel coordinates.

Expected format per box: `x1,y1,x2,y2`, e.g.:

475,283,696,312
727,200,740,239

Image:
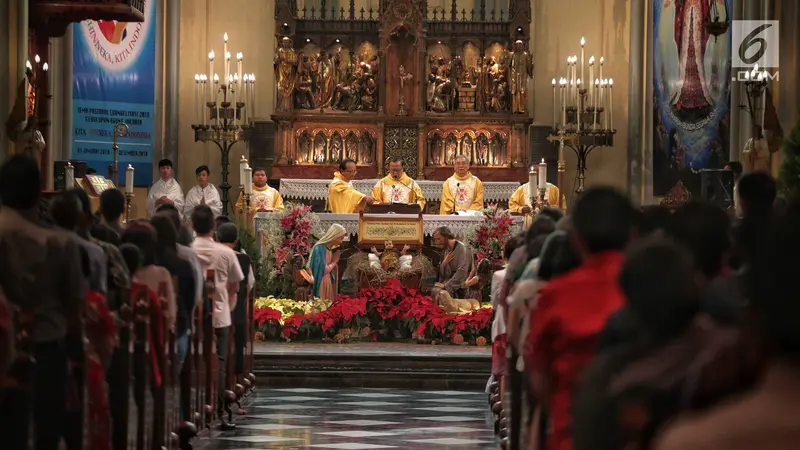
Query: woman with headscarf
308,224,347,301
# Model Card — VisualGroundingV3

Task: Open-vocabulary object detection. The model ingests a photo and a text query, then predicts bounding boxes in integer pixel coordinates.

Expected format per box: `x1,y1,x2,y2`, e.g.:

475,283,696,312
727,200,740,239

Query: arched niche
313,132,328,163
329,131,344,162
359,134,374,165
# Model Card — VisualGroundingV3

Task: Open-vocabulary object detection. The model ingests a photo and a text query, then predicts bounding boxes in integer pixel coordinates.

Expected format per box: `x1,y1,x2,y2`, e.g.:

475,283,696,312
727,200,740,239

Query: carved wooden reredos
271,0,533,180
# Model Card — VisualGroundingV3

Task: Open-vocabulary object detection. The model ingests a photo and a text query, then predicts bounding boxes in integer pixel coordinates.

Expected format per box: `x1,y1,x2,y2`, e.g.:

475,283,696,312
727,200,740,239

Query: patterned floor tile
235,423,310,431
331,409,405,416
414,415,486,422
406,437,494,445
252,395,327,402
341,393,408,398
394,426,485,434
316,430,399,438
325,420,402,426
270,388,335,393
338,401,405,407
252,404,324,410
217,435,304,443
413,406,485,413
417,390,484,396
243,413,316,420
419,397,484,404
307,444,396,449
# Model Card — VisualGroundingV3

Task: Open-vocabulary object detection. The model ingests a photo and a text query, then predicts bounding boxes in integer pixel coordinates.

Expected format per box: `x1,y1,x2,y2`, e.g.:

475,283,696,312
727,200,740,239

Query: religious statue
330,135,343,162
427,56,454,112
398,65,413,116
369,241,412,273
298,135,312,163
671,0,713,114
294,68,316,110
345,136,358,161
510,40,533,114
292,254,315,302
273,37,298,113
316,53,336,108
314,135,327,163
307,224,347,302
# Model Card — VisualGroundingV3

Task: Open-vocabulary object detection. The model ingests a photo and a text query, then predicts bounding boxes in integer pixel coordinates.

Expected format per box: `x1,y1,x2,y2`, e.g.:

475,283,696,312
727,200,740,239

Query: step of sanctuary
253,342,491,390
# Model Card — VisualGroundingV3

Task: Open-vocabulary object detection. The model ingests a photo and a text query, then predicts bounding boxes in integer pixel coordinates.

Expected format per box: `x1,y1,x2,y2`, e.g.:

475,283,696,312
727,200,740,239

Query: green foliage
234,217,268,296
778,120,800,198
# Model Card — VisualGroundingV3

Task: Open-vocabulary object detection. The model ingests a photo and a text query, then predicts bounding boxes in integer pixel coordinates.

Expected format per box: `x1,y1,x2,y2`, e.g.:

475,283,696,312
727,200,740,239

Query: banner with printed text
71,0,156,186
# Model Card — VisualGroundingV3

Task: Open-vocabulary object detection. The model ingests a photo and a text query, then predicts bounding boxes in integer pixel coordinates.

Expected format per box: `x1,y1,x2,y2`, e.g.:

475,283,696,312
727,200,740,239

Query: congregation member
724,161,743,215
191,205,245,430
236,167,284,217
430,226,472,300
326,159,375,213
155,203,204,308
371,156,426,210
508,176,566,213
147,158,185,218
184,165,222,220
439,155,484,215
95,188,127,244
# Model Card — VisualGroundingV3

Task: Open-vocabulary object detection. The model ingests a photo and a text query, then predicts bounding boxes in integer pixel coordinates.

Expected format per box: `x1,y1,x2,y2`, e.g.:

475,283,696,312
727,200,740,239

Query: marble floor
197,387,497,449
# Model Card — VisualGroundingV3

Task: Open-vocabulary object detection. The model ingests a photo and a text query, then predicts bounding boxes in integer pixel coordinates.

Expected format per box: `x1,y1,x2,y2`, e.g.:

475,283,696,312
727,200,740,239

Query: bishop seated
439,155,484,215
371,157,426,210
236,166,285,216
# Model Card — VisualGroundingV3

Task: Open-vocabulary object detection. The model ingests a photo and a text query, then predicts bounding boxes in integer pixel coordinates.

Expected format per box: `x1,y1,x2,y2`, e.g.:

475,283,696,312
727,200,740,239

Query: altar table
278,178,522,203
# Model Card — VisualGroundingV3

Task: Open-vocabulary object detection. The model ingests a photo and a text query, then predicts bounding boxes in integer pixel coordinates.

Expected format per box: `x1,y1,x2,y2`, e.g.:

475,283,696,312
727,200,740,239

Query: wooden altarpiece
270,0,533,182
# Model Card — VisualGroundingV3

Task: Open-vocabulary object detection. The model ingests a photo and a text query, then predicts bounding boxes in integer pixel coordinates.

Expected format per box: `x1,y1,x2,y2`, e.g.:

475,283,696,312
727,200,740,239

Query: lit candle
243,165,253,194
25,60,32,73
576,78,581,131
237,52,243,87
538,158,547,190
194,74,200,122
225,52,231,87
250,74,256,120
223,32,228,81
580,37,585,87
561,78,566,127
213,73,220,124
34,54,40,66
42,62,48,72
208,50,215,97
565,57,570,104
589,56,595,108
233,73,239,125
599,57,604,84
552,78,557,128
594,79,599,126
125,164,135,194
608,78,614,130
240,155,248,187
65,162,74,189
200,75,207,126
528,166,537,204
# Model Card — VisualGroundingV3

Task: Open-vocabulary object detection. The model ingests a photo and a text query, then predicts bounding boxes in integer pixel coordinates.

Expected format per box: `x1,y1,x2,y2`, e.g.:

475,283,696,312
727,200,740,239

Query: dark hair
667,201,730,280
252,167,267,176
158,159,173,168
638,204,672,235
50,191,81,230
121,221,158,266
156,203,179,215
537,206,564,224
748,195,800,356
86,167,97,175
216,223,239,244
388,156,404,166
620,236,699,340
67,187,93,215
526,215,556,258
573,187,636,254
155,204,181,233
476,258,492,275
538,231,582,281
195,165,210,176
434,226,455,240
191,205,215,235
119,243,142,274
738,171,776,216
0,155,41,209
503,235,525,261
99,189,126,221
151,215,178,249
527,234,549,260
724,161,743,176
215,215,233,226
339,159,356,171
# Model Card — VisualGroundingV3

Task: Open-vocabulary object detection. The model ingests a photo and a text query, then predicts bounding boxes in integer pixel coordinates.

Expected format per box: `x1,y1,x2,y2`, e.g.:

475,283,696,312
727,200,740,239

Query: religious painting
653,0,731,195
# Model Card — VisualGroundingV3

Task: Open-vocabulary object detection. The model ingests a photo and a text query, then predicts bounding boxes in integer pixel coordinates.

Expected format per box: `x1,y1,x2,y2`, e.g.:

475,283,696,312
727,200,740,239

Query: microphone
452,183,460,215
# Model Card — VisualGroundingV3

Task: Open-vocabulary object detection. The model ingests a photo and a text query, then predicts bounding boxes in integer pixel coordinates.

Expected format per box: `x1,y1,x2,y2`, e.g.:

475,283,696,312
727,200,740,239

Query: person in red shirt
525,187,637,450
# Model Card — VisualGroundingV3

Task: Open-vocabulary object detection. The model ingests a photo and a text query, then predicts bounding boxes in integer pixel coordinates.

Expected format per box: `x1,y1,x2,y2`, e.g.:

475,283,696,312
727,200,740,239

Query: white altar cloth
278,178,521,203
254,212,524,238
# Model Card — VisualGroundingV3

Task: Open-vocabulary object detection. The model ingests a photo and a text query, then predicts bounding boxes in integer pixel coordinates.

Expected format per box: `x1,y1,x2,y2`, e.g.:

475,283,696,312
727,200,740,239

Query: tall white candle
589,56,595,108
561,79,566,127
528,167,537,200
240,155,248,186
576,78,582,131
208,51,215,100
225,52,231,88
244,166,253,194
65,162,74,189
580,37,585,88
214,74,220,124
552,78,557,128
565,57,570,104
194,74,200,122
251,74,256,120
237,52,243,88
538,159,547,189
125,164,135,193
594,79,599,126
609,78,614,130
599,57,604,84
223,33,228,82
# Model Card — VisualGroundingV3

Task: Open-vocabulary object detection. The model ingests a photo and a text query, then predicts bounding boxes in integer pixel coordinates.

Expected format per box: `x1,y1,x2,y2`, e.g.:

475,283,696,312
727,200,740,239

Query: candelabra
547,38,615,195
108,121,129,186
191,32,257,216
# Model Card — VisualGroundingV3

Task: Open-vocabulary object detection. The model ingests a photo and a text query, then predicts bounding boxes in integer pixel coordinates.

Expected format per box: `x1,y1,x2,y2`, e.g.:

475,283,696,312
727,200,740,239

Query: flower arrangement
253,279,493,345
465,205,516,265
258,203,322,297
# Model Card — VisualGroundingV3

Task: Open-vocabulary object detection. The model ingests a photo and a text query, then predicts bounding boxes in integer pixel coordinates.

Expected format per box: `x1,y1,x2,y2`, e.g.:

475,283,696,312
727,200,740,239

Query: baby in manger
369,240,413,272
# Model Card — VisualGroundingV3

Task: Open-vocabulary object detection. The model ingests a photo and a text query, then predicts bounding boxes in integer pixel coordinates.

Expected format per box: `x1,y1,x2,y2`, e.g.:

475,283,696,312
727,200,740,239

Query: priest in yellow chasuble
508,181,566,213
439,155,484,215
326,159,376,213
235,167,285,217
371,157,426,210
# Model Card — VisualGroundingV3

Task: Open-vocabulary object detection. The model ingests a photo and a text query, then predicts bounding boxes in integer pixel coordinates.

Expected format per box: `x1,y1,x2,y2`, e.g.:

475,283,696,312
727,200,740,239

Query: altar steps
252,342,491,389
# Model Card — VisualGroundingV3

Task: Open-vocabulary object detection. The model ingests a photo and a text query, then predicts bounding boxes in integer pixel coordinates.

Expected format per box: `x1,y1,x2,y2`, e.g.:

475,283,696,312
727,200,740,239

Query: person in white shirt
190,205,244,430
147,158,185,218
184,165,222,222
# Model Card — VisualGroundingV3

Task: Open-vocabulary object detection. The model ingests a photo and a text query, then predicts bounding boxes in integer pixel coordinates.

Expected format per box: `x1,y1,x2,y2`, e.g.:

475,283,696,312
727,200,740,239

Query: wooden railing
2,280,257,449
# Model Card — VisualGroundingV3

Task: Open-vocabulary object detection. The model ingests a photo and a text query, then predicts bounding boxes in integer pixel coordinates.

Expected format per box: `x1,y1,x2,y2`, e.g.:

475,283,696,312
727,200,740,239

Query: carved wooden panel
384,126,419,179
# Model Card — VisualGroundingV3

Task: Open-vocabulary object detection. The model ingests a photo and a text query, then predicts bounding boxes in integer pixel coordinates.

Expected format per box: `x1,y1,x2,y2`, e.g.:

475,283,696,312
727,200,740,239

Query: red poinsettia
469,205,515,265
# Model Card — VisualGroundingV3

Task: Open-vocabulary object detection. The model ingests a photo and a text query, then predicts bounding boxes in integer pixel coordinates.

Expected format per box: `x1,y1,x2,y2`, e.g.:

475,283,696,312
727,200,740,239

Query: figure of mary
307,224,347,301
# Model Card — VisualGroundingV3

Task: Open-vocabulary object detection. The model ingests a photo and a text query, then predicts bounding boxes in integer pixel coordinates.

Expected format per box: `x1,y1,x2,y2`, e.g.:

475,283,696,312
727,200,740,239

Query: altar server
371,156,426,210
235,167,284,216
439,154,484,215
184,165,222,220
147,158,185,218
326,159,375,213
508,181,566,214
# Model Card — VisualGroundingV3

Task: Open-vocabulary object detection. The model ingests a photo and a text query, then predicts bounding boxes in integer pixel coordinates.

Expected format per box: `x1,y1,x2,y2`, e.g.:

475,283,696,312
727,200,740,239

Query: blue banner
71,0,156,186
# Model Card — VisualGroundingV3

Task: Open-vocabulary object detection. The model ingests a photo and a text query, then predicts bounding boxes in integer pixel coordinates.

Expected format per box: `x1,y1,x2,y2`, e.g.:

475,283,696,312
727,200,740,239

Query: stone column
779,0,799,132
729,0,744,161
0,0,9,160
643,0,654,204
61,32,73,163
626,0,645,204
417,124,426,180
164,0,180,172
376,124,384,177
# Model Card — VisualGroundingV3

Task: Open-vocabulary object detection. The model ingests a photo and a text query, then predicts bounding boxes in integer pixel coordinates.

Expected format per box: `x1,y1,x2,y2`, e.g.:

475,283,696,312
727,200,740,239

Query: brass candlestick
111,121,129,186
124,192,134,223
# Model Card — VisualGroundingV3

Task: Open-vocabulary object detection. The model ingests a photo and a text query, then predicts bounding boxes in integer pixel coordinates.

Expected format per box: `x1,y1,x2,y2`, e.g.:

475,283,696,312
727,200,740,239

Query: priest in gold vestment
508,181,566,213
326,159,376,213
235,167,285,216
439,155,484,215
371,157,426,210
